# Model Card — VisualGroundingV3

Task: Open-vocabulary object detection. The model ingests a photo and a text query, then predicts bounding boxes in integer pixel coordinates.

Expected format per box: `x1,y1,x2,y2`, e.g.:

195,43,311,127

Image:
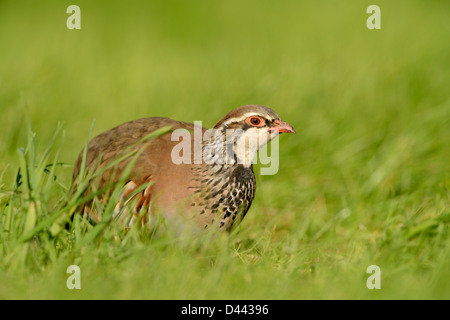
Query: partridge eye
247,116,264,127
251,118,260,125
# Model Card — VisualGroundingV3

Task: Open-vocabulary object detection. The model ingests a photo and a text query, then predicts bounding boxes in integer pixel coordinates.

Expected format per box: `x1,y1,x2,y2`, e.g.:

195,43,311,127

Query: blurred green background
0,0,449,299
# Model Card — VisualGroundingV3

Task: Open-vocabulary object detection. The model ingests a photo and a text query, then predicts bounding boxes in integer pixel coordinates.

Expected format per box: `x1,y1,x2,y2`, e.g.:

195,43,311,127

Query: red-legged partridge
72,105,295,231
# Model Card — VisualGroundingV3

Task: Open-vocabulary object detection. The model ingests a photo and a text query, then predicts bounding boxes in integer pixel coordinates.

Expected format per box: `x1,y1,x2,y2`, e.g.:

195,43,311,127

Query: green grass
0,0,449,299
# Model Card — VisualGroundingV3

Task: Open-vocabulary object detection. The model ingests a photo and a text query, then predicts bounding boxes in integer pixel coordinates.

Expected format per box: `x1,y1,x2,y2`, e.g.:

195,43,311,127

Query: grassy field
0,0,449,300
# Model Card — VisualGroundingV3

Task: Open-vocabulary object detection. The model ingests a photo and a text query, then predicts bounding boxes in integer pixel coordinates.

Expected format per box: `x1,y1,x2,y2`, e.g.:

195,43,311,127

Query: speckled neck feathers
189,131,256,231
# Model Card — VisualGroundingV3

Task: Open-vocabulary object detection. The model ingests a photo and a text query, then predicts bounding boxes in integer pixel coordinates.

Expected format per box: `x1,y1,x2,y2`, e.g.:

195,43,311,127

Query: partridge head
72,105,295,231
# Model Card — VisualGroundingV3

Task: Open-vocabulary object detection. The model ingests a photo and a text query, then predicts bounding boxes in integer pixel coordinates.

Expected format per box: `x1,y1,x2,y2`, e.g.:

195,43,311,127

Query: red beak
268,120,296,134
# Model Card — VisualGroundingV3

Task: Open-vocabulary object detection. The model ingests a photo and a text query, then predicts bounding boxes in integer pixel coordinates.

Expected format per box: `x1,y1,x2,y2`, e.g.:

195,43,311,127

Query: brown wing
72,117,202,194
